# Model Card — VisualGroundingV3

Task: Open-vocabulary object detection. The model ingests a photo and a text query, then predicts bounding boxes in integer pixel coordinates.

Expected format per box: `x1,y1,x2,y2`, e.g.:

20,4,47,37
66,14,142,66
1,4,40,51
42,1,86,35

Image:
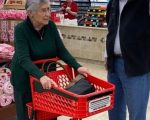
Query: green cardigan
11,18,81,92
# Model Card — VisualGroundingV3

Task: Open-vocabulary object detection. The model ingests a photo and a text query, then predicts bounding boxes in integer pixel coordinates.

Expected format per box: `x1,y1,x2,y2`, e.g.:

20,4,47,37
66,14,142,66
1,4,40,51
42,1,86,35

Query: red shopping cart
28,58,115,120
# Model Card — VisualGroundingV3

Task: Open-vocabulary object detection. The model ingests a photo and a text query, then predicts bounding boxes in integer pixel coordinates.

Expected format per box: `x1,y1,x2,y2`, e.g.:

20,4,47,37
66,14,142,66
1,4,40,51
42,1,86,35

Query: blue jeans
107,58,150,120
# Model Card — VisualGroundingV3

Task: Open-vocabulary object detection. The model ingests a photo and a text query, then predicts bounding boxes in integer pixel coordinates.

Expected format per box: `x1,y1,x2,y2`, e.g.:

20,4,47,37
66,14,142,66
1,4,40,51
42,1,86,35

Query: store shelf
51,2,60,5
50,0,60,11
56,0,91,20
79,6,107,27
90,0,109,7
4,0,26,9
50,0,109,24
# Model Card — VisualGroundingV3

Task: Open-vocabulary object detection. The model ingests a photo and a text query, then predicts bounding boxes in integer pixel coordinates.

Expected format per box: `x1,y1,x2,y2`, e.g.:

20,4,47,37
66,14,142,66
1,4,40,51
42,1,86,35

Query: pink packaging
0,10,27,20
0,21,7,32
0,94,13,107
3,81,13,95
0,0,4,9
0,32,8,42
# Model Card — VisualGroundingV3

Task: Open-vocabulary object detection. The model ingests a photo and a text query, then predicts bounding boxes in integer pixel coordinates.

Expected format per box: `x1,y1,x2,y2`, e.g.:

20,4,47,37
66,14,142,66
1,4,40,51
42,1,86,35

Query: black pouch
66,75,95,95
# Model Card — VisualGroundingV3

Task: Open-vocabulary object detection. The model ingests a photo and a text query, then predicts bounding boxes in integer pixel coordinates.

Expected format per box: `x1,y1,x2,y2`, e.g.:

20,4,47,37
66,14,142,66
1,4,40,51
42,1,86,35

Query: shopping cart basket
29,58,115,120
27,102,58,120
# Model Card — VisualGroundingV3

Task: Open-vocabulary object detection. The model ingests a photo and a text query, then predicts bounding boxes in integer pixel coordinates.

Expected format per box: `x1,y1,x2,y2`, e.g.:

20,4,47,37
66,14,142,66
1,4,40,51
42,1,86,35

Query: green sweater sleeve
52,23,81,70
14,24,44,79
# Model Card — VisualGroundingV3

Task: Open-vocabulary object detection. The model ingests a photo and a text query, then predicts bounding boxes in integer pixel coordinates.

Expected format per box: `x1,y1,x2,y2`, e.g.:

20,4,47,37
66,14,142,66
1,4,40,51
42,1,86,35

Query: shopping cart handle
33,58,59,64
34,80,78,101
87,90,113,101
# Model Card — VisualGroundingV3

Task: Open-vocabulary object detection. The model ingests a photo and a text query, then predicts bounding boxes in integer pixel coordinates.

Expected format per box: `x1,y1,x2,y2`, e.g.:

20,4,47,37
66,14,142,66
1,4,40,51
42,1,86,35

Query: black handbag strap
42,60,72,81
41,59,56,72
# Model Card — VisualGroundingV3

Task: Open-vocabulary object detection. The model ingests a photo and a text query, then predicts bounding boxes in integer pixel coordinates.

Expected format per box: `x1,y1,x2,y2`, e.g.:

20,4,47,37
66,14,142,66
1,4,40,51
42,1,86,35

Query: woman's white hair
26,0,50,11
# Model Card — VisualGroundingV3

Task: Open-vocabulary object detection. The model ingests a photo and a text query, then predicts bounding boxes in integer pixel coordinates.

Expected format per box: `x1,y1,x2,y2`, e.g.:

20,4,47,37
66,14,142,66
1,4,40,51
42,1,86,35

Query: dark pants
14,90,32,120
108,58,150,120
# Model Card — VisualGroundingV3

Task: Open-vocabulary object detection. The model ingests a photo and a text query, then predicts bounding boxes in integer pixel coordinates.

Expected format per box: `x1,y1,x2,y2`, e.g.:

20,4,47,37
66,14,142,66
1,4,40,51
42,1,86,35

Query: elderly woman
10,0,89,119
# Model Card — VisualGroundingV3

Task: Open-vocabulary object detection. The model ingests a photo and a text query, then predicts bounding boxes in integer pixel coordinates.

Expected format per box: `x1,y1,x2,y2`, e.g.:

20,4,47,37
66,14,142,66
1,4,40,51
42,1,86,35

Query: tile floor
57,58,150,120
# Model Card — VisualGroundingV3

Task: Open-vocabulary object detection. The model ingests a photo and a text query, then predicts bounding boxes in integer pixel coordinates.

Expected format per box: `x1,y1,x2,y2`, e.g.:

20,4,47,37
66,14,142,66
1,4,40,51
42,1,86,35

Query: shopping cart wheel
30,109,36,120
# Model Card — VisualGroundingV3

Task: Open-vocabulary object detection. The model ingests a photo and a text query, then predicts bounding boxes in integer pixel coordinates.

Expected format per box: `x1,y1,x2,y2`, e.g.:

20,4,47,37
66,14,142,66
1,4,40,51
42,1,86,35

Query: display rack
77,0,108,27
50,0,109,26
90,0,109,7
50,0,91,20
50,0,61,11
84,6,107,27
74,0,91,19
0,1,23,117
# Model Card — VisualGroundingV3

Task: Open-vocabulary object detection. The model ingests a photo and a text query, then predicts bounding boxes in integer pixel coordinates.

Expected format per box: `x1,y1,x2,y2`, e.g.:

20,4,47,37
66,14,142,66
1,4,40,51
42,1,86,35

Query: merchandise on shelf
76,0,91,20
0,67,14,107
80,6,107,27
90,0,109,6
50,0,61,11
0,0,5,9
0,10,27,20
50,0,109,25
4,0,26,9
0,0,23,113
0,2,26,42
0,43,14,58
0,20,21,44
51,0,91,20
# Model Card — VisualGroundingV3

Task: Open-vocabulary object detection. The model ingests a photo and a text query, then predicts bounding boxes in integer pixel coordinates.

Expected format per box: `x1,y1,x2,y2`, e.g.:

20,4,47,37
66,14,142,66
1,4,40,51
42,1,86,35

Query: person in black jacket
105,0,150,120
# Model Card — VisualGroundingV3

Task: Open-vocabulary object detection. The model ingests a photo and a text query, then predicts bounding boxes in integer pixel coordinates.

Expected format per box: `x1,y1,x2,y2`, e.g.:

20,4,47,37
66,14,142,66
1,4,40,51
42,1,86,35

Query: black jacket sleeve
106,1,113,25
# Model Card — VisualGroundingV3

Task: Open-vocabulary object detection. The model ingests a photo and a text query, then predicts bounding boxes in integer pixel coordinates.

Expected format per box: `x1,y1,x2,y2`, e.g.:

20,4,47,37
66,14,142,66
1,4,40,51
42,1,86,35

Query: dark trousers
14,90,32,120
108,58,150,120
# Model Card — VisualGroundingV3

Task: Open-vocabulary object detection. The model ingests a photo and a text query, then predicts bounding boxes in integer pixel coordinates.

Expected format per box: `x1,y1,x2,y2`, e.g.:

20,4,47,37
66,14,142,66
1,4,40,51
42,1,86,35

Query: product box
0,0,5,9
0,20,21,44
4,0,26,9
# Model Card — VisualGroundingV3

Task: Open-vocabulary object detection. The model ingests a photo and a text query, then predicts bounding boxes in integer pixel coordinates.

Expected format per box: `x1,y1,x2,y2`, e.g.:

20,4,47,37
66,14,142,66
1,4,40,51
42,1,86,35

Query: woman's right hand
40,75,58,89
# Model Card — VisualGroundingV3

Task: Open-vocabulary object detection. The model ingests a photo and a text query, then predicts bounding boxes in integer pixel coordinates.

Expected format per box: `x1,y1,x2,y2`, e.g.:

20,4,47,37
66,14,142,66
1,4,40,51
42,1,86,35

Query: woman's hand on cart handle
77,67,90,77
40,75,58,89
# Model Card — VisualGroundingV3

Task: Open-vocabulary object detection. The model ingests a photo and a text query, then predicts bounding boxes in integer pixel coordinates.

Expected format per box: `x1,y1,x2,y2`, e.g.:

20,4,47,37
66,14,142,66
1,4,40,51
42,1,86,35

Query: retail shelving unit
84,5,107,27
50,0,109,22
60,0,91,20
78,0,109,27
90,0,109,7
50,0,61,11
4,0,26,9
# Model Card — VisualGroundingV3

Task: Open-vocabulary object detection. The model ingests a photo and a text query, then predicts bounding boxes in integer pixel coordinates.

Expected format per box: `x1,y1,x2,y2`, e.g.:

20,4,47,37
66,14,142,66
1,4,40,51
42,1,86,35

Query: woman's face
31,3,50,26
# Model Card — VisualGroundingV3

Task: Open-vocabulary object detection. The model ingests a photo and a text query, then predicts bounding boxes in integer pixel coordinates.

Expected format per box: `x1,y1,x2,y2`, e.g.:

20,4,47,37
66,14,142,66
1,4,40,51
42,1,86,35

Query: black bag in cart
66,74,95,95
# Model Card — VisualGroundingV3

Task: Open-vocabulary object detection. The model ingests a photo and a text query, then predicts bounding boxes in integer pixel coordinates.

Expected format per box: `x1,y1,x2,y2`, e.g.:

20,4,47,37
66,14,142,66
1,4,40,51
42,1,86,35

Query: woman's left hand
77,67,90,77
